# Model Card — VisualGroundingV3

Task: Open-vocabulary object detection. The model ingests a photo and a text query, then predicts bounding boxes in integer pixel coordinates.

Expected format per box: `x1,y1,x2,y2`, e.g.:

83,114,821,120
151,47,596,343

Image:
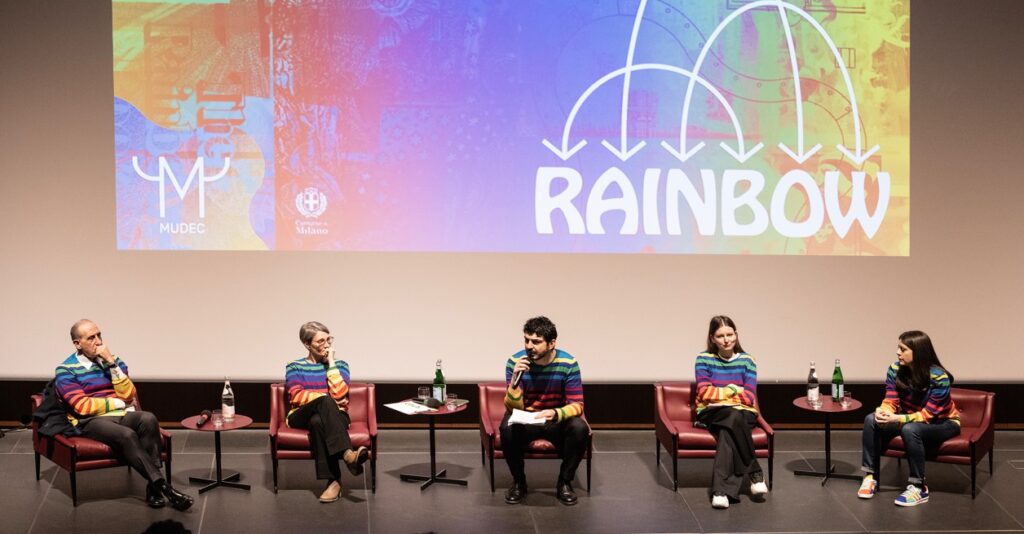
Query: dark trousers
499,413,589,485
860,412,961,485
287,396,354,481
696,406,762,499
78,410,164,483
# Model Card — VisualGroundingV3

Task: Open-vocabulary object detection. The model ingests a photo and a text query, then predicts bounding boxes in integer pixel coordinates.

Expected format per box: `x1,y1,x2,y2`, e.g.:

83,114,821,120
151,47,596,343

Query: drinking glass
841,391,853,408
417,386,431,401
211,410,224,428
445,393,458,411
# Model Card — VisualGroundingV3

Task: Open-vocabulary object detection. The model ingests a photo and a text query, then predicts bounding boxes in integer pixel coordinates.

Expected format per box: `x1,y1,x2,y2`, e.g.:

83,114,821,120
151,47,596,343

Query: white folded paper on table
384,401,437,415
508,408,546,425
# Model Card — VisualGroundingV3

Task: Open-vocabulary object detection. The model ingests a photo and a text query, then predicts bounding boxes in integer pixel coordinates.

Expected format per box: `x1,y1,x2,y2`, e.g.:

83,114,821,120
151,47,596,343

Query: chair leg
971,460,977,499
655,438,660,466
768,451,774,491
481,441,485,466
70,468,78,507
35,453,40,480
971,445,977,499
672,453,678,492
586,453,592,492
165,454,172,484
489,448,495,493
371,457,377,494
990,450,994,473
272,456,279,494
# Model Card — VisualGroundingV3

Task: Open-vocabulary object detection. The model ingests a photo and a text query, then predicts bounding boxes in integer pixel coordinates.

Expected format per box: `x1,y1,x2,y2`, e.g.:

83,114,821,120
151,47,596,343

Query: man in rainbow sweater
53,319,193,510
500,316,587,506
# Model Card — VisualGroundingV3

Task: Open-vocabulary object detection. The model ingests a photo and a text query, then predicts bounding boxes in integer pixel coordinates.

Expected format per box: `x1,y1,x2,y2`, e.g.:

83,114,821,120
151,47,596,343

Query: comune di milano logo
536,0,896,246
132,156,231,235
295,186,329,236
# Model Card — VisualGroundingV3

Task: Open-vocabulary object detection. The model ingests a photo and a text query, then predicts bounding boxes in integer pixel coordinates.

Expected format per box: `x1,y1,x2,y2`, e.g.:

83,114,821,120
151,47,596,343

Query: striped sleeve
111,358,137,402
326,361,350,402
879,363,901,413
555,359,584,421
504,355,524,410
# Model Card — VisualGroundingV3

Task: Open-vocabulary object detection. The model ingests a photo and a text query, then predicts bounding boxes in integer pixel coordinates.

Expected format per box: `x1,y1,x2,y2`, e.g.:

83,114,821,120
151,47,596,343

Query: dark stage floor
2,428,1023,533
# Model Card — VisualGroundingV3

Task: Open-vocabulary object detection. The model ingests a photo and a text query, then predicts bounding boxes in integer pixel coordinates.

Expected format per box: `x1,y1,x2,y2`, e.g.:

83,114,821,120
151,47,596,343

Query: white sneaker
750,480,769,496
711,494,729,509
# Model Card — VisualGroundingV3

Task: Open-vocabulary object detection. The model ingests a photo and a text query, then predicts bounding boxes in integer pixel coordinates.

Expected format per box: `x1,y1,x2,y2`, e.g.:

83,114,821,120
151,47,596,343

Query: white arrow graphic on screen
544,63,751,162
670,0,877,165
600,0,648,162
776,4,821,165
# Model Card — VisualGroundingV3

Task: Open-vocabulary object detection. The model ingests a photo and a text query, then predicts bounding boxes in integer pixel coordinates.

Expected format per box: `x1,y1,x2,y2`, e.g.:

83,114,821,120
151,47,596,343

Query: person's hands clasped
874,409,898,424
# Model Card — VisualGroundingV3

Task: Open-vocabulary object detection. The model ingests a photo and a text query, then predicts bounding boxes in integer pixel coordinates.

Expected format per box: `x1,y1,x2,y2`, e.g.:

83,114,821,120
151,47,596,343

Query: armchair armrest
478,385,499,438
654,386,679,437
365,383,378,437
756,413,775,437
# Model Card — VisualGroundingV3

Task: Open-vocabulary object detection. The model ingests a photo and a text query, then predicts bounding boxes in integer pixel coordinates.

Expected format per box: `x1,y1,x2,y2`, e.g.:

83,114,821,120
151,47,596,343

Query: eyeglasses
312,336,334,346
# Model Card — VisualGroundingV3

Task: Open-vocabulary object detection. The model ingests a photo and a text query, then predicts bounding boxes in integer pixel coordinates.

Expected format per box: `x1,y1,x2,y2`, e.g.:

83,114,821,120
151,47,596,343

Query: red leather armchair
654,382,774,491
31,394,172,506
478,382,592,493
269,382,378,493
878,387,995,498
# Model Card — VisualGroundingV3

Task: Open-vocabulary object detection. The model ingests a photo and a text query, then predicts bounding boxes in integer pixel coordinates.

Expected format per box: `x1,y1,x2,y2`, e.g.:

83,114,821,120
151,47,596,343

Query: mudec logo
537,0,897,246
132,156,231,234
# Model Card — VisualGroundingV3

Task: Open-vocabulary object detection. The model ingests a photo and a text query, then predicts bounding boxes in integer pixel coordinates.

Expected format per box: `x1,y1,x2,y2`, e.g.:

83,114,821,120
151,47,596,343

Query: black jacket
32,380,81,438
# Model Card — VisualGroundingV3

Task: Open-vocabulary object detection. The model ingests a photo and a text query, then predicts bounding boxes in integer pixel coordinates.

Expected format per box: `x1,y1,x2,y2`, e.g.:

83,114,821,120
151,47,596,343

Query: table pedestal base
400,415,469,491
188,429,251,493
793,410,863,486
189,472,251,493
400,469,468,491
794,465,864,485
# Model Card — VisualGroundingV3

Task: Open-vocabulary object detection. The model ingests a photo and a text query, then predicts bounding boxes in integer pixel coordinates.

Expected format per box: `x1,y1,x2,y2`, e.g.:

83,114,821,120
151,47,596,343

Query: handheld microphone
511,369,524,389
196,409,212,427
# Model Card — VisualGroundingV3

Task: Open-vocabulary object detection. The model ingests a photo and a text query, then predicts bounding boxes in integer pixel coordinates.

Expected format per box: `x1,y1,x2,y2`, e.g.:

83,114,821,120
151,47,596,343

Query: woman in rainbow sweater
694,315,768,509
284,321,369,503
857,330,960,507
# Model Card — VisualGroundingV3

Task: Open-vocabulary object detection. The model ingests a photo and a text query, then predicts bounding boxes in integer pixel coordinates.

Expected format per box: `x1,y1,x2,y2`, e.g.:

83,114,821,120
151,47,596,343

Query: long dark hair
705,315,745,355
895,330,954,391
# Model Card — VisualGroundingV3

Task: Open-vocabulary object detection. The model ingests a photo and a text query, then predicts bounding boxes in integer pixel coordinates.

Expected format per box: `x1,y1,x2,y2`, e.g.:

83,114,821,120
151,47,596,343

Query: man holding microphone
499,316,588,506
54,319,193,510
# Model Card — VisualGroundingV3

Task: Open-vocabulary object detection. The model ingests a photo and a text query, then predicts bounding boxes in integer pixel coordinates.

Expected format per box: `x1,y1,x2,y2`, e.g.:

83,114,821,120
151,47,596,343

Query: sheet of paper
384,401,437,415
508,408,546,425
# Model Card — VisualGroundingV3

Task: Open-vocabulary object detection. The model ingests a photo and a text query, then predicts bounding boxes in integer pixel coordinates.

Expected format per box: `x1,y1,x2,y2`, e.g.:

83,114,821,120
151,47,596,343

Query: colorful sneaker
895,484,929,506
711,493,729,509
857,475,877,499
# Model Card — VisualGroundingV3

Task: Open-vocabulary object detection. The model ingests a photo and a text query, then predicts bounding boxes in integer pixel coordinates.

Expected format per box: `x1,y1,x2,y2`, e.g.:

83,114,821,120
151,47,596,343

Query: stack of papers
384,401,437,415
508,408,546,426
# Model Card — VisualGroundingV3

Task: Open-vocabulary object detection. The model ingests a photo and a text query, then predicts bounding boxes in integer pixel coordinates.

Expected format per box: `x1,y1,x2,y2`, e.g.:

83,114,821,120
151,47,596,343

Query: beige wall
2,0,1022,382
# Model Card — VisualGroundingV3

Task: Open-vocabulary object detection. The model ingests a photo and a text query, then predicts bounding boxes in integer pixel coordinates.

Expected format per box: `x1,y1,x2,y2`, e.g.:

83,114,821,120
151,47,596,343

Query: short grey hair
299,321,330,345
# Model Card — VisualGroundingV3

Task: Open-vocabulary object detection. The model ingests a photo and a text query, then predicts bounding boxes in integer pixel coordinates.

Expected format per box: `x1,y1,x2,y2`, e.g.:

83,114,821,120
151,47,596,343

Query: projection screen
114,0,909,255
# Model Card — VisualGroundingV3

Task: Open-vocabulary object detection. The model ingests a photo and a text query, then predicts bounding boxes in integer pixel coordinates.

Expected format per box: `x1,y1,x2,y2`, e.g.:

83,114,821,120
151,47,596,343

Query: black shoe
504,481,527,504
158,481,194,511
145,482,167,509
556,479,578,506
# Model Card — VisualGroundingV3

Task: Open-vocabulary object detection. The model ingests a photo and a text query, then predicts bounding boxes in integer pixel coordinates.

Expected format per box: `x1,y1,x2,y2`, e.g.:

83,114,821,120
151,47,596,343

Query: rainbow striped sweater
54,353,137,426
694,351,759,415
504,349,584,422
879,362,960,425
284,358,350,422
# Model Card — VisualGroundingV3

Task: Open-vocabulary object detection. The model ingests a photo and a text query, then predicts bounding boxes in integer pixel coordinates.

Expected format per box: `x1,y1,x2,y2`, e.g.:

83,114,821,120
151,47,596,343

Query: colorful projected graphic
114,0,910,255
